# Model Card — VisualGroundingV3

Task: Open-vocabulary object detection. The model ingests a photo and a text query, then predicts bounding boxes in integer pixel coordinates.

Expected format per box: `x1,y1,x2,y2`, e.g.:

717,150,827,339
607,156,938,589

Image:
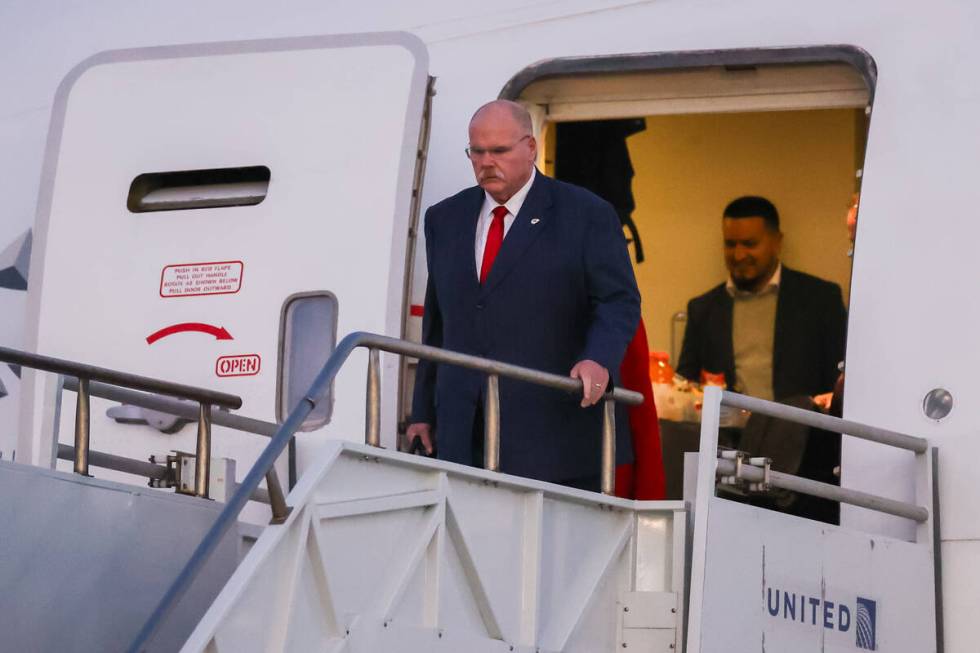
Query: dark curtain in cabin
554,118,647,262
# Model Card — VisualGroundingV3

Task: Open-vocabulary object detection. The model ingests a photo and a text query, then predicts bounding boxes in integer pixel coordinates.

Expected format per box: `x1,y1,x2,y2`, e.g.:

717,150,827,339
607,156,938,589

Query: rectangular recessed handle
128,166,270,212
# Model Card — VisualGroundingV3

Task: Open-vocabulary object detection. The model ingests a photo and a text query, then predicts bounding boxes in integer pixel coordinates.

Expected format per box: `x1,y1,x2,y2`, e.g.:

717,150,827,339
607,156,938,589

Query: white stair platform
182,441,687,653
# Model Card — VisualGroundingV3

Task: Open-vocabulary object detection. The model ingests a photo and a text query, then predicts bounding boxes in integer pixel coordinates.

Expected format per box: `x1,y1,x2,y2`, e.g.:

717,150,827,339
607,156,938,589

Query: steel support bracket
717,449,745,489
158,450,197,495
747,456,772,492
717,450,772,494
146,452,181,490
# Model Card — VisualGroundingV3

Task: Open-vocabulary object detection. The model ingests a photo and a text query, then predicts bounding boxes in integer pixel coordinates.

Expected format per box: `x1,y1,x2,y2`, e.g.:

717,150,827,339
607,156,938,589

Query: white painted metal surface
690,497,936,652
18,35,428,499
182,440,687,652
687,388,937,652
0,1,977,648
0,459,242,653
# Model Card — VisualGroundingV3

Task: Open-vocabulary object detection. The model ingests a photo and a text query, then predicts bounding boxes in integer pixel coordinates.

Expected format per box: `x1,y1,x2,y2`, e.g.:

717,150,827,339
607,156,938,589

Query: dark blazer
411,172,641,482
676,266,846,400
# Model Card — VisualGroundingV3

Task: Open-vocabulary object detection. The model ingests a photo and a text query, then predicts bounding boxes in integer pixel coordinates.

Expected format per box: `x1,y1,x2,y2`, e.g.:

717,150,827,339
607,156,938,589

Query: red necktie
479,205,508,284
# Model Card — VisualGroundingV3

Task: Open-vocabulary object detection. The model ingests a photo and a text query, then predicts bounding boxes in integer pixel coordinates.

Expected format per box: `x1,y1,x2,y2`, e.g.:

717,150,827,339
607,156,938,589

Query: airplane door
21,33,429,494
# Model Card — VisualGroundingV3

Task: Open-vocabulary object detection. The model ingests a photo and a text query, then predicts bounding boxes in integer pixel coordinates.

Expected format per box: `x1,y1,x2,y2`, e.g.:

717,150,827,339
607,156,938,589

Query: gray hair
470,100,533,134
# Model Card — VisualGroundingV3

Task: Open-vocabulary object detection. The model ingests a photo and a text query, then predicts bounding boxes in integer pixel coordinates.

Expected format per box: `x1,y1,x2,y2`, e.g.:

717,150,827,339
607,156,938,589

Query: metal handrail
128,331,644,652
360,333,643,405
0,346,241,408
721,390,928,453
715,457,928,522
357,333,642,488
63,378,278,437
52,444,275,505
0,345,254,503
56,443,170,482
670,310,686,366
704,387,931,522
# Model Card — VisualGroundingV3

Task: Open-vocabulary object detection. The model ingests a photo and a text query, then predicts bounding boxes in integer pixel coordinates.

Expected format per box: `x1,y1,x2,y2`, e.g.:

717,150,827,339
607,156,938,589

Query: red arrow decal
146,323,234,345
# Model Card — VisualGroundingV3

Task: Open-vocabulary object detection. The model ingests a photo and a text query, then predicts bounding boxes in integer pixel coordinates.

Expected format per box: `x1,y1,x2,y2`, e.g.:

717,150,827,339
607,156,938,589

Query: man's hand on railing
405,422,436,456
570,359,609,408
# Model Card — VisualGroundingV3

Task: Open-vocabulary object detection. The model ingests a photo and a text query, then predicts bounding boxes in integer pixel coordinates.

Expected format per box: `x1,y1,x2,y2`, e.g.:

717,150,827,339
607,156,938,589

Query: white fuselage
0,1,977,649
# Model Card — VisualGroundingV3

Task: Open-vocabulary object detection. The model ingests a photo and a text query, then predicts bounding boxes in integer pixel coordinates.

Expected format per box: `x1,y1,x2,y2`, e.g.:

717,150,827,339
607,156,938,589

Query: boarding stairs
0,334,941,652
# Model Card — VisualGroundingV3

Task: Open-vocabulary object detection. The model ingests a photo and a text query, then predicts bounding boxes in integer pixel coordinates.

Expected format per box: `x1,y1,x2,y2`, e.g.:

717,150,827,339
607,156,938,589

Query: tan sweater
731,288,778,401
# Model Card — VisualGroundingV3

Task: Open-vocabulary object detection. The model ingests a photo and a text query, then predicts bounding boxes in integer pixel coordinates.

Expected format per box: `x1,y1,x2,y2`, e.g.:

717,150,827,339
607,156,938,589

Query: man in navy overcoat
408,101,640,488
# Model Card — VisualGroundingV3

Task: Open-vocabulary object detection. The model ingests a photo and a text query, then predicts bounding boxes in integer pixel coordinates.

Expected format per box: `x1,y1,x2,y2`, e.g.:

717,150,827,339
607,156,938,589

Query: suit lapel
772,265,795,392
718,290,736,383
453,187,486,289
480,173,553,297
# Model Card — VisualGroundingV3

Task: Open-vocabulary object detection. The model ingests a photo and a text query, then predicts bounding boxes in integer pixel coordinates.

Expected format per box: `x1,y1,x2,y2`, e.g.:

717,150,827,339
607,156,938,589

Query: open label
216,354,261,377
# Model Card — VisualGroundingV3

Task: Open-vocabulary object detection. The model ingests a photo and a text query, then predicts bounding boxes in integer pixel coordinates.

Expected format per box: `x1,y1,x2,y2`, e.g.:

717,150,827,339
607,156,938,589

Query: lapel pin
530,218,540,225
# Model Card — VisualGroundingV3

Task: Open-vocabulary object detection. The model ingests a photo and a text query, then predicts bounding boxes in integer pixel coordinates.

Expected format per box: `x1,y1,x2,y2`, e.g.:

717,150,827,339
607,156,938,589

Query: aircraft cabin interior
520,56,872,503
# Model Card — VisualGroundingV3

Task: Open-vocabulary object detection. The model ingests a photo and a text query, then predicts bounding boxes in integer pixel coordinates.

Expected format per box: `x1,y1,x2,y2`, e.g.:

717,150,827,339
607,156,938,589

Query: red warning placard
160,260,243,298
216,354,261,377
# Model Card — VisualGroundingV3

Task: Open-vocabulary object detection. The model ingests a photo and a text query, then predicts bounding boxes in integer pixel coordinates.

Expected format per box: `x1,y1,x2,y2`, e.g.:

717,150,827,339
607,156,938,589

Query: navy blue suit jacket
676,266,847,399
410,172,641,482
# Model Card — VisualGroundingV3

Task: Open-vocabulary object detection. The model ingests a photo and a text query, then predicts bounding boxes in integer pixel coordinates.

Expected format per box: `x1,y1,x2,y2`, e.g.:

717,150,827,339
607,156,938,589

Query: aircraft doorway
509,49,872,502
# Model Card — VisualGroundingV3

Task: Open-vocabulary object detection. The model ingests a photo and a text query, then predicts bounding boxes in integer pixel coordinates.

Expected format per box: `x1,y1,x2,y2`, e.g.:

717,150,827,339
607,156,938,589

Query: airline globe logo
855,597,878,651
765,586,877,650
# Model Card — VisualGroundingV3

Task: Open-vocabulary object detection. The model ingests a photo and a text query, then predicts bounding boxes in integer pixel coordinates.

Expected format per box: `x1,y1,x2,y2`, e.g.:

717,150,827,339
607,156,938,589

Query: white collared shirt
725,262,782,297
474,168,536,275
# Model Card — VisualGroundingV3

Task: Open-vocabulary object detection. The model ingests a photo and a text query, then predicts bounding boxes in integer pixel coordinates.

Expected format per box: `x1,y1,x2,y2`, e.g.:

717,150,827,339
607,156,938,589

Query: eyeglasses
465,135,530,160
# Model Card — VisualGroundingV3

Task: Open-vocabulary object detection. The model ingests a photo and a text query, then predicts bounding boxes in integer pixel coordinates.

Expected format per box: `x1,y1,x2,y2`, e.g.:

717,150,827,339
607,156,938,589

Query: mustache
477,168,502,182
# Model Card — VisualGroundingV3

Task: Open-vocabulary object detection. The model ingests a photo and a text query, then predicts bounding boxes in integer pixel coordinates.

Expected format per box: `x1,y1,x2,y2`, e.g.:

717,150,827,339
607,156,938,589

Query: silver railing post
365,347,381,447
484,374,500,472
600,396,616,495
195,403,212,498
73,377,91,476
265,466,291,525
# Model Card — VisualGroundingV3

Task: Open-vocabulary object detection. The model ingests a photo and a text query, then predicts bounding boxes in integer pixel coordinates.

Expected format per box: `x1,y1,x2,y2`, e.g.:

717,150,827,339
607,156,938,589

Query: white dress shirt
725,262,782,297
474,168,536,276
